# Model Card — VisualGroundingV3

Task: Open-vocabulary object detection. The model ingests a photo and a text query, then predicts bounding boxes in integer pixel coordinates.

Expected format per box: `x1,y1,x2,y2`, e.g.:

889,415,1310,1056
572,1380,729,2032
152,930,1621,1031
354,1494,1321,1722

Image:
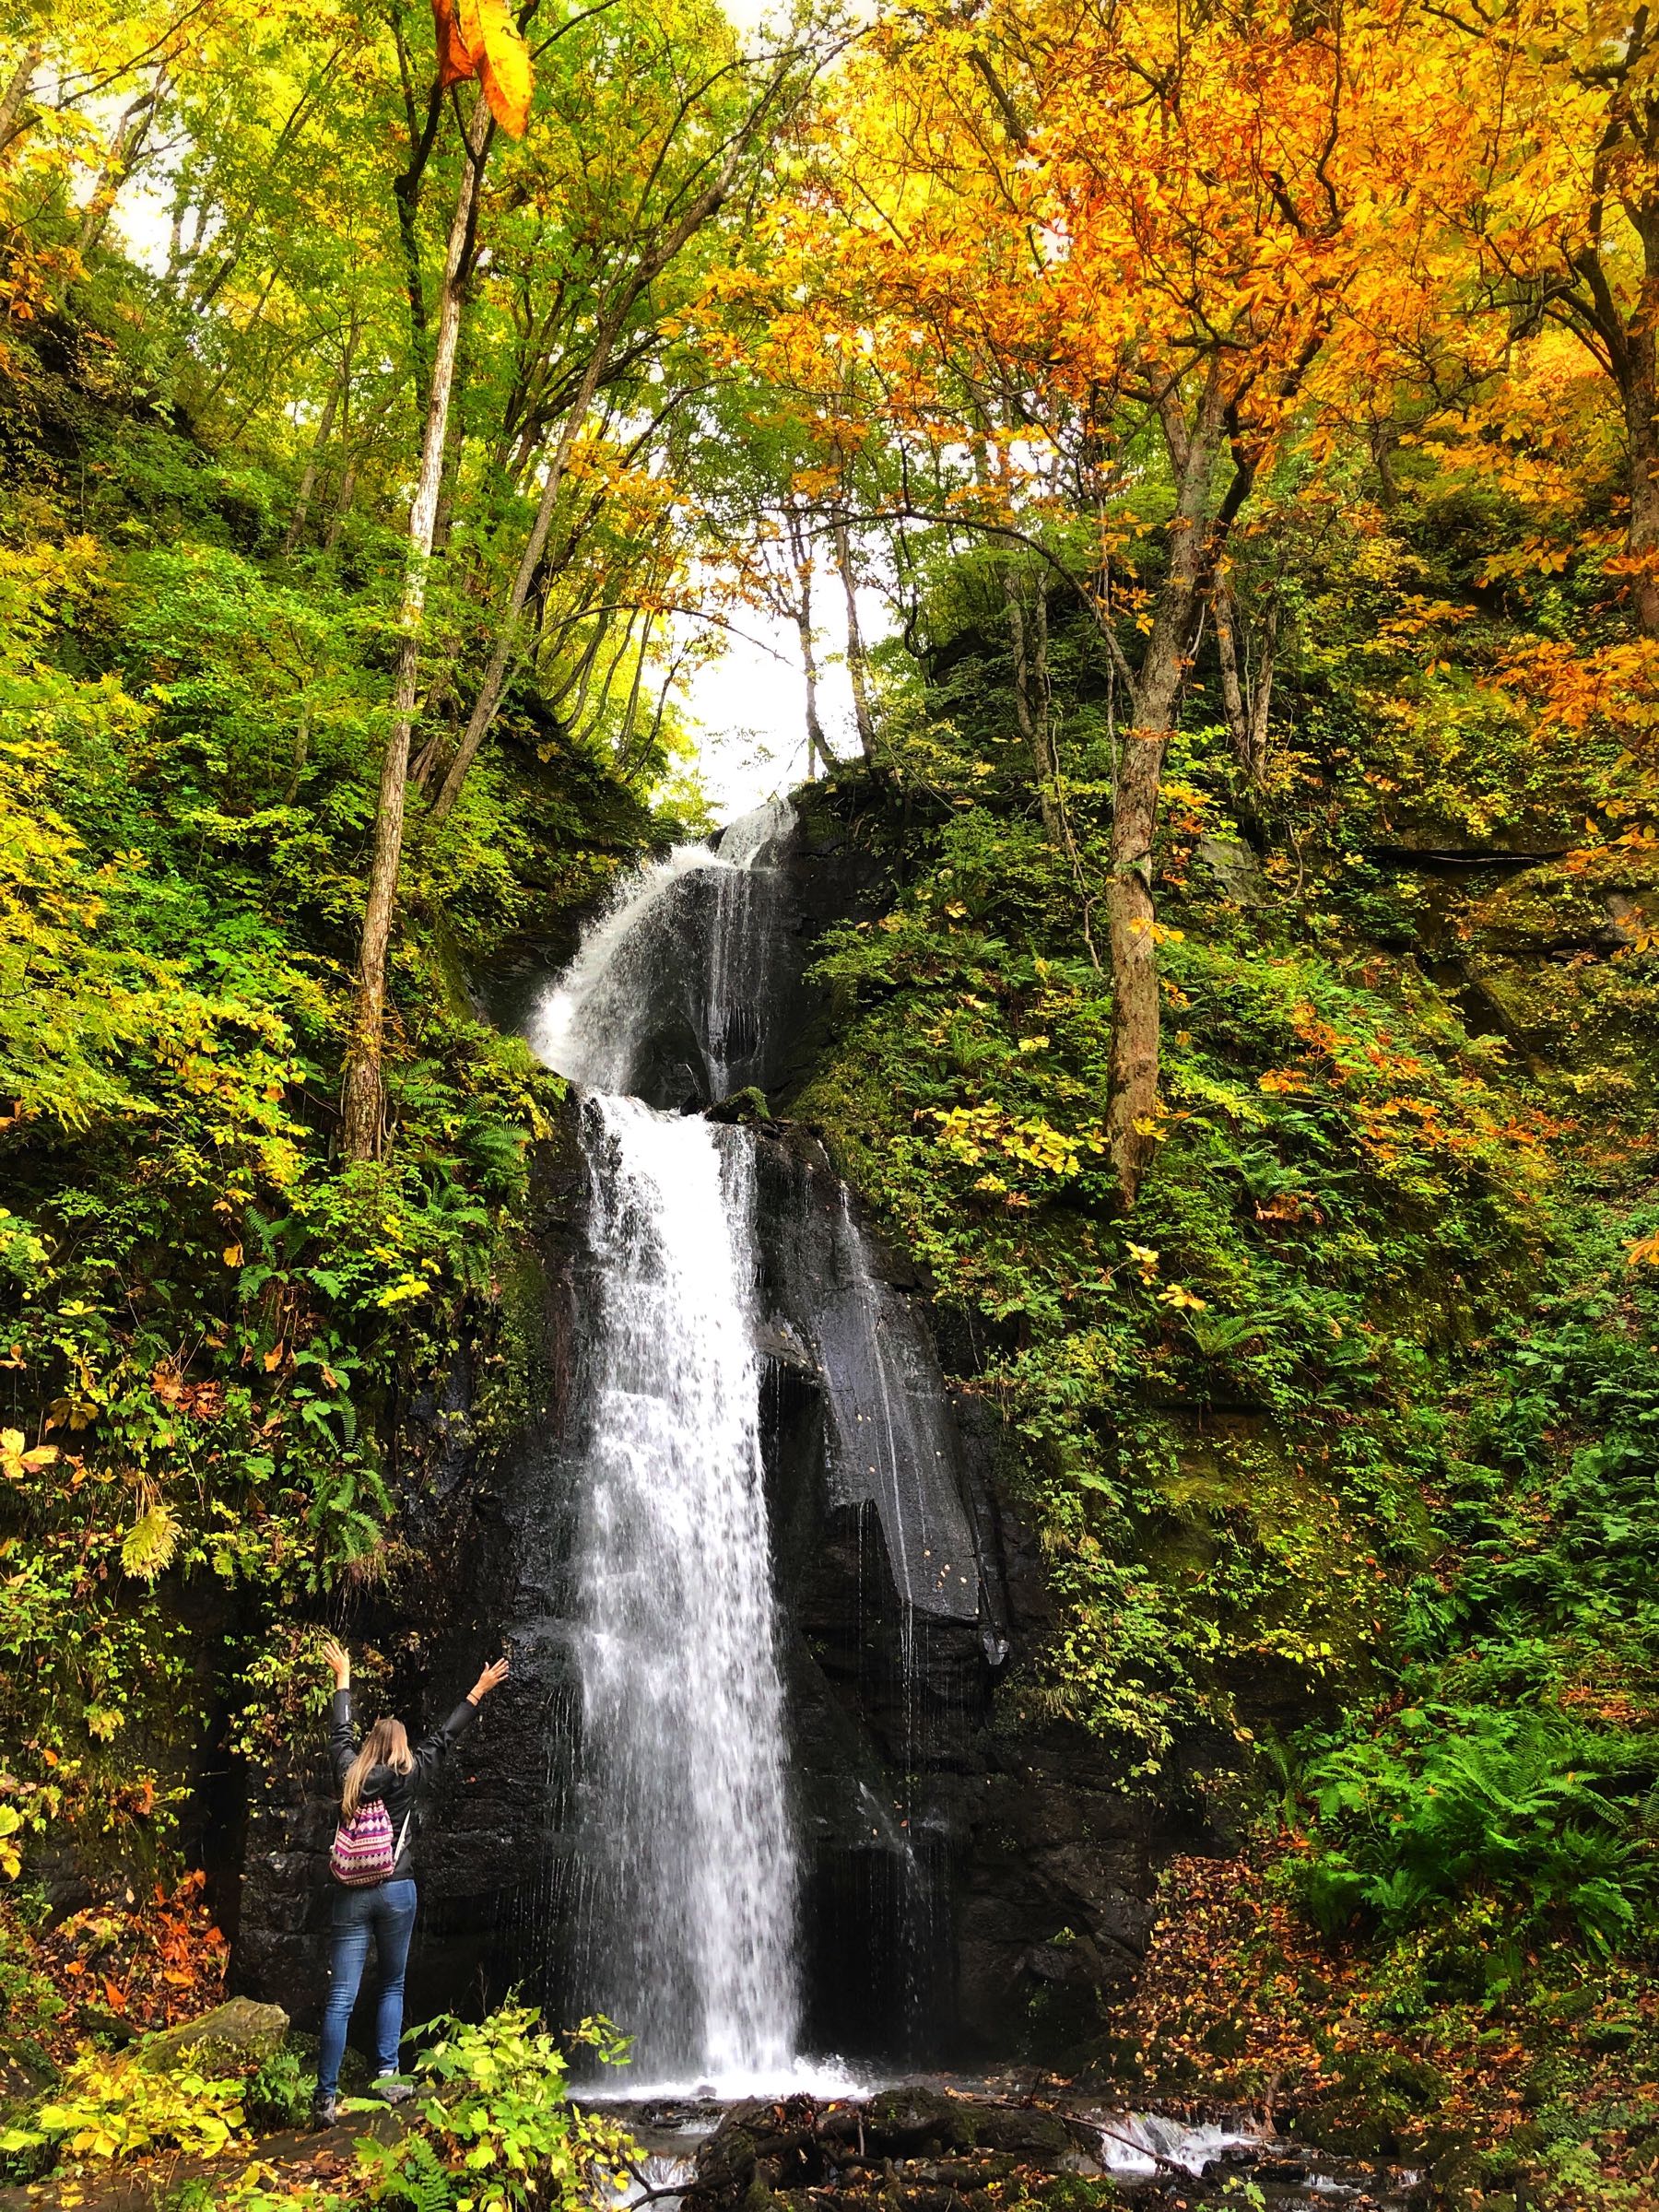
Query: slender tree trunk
0,42,42,159
835,520,877,762
1214,571,1248,767
614,612,655,766
323,455,360,551
1100,393,1225,1209
338,99,489,1161
283,714,312,804
1625,331,1659,638
77,81,162,259
797,567,827,775
283,373,343,554
429,336,616,819
1248,600,1278,782
1216,572,1280,785
1005,568,1062,838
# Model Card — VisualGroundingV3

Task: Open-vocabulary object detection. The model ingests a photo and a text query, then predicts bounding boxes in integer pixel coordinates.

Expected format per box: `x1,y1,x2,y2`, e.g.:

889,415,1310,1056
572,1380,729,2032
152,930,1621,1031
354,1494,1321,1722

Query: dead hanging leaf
151,1361,183,1406
222,1242,242,1267
439,0,535,137
431,0,474,88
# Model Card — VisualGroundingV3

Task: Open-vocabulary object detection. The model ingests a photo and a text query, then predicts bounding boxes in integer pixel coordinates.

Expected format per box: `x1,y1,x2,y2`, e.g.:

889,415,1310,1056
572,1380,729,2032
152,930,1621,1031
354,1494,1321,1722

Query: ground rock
685,2093,1079,2212
135,1996,288,2075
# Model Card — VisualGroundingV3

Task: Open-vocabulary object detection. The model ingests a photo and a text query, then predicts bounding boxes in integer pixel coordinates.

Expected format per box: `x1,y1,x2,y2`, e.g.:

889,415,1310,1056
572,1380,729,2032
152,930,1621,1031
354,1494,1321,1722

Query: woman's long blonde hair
342,1717,414,1819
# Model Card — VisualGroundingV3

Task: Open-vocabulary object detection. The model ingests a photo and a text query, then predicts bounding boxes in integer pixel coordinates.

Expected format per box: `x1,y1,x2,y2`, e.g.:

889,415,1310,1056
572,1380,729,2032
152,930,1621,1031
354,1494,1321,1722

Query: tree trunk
1005,568,1062,838
323,455,360,551
1100,389,1225,1208
283,373,343,554
283,715,311,804
1626,332,1659,638
1102,718,1165,1209
797,568,827,775
338,100,489,1162
429,336,616,819
835,520,877,762
0,42,42,159
76,81,162,259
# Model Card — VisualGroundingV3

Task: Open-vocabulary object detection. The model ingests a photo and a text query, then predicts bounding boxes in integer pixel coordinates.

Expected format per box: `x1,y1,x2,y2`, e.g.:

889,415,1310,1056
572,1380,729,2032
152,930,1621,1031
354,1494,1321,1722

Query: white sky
681,592,888,822
680,0,882,825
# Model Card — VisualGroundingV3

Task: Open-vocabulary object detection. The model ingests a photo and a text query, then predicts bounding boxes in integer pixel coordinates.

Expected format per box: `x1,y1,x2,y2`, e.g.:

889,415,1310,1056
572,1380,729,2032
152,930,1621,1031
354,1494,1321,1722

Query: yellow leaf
222,1243,242,1267
456,0,534,136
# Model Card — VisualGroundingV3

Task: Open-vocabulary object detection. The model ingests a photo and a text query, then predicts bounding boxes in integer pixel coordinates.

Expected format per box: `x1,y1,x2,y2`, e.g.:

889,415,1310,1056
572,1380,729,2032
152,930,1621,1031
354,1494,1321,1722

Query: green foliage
1288,1222,1659,1952
409,2005,635,2208
1292,1708,1646,1947
0,2051,245,2167
800,469,1659,1999
0,284,657,1863
245,2039,312,2132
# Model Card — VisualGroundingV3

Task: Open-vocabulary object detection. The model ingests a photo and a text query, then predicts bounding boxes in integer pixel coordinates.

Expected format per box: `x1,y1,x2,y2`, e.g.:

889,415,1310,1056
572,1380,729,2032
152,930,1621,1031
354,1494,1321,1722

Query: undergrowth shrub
1290,1705,1649,1947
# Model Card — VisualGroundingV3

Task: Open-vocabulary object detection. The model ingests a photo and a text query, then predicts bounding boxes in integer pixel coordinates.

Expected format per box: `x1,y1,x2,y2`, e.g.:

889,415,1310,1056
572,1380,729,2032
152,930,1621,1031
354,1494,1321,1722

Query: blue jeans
316,1878,418,2095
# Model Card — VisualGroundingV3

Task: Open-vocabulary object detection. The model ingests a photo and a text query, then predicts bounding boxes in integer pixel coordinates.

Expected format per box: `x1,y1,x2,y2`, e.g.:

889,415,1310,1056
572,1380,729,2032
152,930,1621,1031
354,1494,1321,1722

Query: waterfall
569,1095,795,2086
532,803,806,2090
530,802,797,1110
527,794,983,2084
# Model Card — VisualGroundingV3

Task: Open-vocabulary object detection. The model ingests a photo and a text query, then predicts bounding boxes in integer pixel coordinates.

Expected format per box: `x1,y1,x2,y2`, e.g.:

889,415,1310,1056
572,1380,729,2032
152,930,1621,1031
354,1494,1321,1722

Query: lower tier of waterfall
567,1094,799,2090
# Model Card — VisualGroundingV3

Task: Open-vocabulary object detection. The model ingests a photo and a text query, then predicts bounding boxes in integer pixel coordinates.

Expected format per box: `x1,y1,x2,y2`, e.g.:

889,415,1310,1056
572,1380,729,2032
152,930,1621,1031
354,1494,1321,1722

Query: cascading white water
530,804,795,1107
531,801,815,2091
570,1094,796,2086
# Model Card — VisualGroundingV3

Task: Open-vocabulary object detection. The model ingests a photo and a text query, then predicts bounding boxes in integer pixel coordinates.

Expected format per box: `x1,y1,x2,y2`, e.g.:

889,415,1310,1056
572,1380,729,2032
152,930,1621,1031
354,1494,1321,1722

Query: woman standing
312,1635,510,2126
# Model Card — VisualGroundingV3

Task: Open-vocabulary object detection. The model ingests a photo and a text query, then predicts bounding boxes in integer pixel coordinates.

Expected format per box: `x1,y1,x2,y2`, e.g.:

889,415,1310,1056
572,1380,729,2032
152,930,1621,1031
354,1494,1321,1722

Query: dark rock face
229,784,1180,2066
683,2088,1084,2212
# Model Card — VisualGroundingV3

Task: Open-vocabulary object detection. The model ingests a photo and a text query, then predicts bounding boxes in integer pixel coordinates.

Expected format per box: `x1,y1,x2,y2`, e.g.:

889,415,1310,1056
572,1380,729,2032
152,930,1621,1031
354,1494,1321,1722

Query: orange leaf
431,0,475,89
103,1977,126,2011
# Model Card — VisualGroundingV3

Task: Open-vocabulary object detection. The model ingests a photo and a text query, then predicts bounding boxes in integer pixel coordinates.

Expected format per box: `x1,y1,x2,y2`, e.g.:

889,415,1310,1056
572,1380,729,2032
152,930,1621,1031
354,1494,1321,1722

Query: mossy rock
135,1997,289,2076
1290,2047,1449,2159
862,2088,1074,2163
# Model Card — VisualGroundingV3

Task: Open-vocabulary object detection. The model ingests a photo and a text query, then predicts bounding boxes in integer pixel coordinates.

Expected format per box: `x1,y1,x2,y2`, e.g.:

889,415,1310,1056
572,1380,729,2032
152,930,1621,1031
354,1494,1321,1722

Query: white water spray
570,1095,796,2087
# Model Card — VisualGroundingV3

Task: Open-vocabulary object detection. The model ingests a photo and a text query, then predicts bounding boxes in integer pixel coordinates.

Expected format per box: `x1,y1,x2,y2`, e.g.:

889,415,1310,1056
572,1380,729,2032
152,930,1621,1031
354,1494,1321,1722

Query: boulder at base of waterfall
684,2092,1083,2212
136,1997,289,2075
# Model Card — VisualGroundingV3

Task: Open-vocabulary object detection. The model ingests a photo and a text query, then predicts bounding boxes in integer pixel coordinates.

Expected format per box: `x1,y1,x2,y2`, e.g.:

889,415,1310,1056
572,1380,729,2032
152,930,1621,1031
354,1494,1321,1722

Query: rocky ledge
676,2088,1436,2212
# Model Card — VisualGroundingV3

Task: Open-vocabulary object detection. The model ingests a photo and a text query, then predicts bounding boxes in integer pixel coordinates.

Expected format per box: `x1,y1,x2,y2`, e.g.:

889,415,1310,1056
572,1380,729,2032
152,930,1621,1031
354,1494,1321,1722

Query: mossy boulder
135,1997,288,2076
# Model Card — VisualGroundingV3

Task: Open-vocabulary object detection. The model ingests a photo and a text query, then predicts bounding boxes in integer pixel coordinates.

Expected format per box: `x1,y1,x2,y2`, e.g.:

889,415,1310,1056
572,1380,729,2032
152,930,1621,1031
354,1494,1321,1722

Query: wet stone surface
661,2090,1437,2212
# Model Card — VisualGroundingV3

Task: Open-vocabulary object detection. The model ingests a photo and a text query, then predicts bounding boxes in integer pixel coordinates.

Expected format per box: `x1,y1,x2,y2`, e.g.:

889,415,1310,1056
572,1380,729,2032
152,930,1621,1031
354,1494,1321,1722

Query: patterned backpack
328,1797,412,1887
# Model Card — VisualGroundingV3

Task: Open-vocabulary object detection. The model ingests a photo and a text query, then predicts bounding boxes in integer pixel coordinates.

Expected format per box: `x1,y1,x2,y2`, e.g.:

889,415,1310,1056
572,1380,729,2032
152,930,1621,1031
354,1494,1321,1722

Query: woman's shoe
311,2092,338,2129
374,2077,415,2105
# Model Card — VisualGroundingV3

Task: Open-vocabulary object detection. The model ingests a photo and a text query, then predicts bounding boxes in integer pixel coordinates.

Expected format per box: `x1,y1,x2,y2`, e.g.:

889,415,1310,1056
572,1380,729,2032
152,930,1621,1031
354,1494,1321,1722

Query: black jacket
328,1686,477,1883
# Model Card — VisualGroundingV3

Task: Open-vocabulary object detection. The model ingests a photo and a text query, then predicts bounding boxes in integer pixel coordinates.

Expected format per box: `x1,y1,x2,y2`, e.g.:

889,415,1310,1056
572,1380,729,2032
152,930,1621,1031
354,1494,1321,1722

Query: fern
399,2136,456,2212
363,2134,454,2212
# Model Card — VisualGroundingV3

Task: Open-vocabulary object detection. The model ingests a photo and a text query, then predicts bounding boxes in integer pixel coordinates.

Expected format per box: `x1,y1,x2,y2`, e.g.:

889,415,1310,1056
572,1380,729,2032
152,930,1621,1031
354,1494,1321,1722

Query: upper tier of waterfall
529,798,797,1103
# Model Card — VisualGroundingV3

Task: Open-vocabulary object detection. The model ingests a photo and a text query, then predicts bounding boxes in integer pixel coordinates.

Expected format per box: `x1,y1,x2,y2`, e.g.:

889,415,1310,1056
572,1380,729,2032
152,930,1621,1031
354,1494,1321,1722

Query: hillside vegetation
5,0,1659,2206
